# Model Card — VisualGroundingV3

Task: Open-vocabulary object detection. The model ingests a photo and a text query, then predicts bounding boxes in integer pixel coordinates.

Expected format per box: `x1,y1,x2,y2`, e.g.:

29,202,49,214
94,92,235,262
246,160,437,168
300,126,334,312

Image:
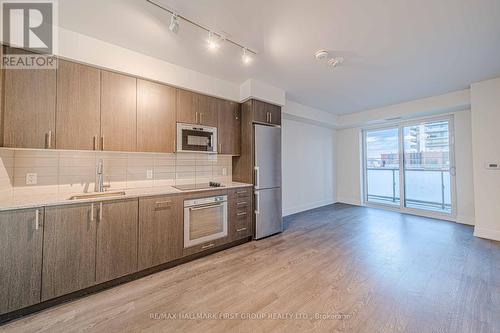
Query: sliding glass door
403,121,452,213
365,128,400,206
363,117,455,216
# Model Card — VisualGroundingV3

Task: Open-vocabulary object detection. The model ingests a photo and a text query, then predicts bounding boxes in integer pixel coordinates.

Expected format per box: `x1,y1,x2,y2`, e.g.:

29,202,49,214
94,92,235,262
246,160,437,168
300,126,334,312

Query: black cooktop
173,182,224,191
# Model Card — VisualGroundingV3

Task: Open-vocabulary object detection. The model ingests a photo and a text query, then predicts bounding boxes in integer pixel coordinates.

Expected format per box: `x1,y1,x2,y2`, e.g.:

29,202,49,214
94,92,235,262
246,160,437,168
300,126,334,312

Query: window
363,118,455,215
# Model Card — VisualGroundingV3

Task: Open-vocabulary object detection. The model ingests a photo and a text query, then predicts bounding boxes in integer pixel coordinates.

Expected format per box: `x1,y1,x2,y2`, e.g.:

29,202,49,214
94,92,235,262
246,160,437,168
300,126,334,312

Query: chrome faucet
96,159,104,192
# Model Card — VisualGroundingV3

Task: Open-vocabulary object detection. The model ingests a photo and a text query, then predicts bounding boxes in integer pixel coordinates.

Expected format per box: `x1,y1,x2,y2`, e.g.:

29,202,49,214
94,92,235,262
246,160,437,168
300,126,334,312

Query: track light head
169,13,179,33
242,48,252,65
207,31,220,51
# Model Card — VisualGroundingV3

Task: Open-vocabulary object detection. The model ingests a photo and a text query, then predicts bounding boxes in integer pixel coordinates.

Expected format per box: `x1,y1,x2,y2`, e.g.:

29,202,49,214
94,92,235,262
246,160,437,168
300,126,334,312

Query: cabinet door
0,208,43,315
42,203,97,301
96,199,138,283
199,95,218,127
252,100,269,124
267,103,282,125
176,89,197,124
217,100,241,155
138,195,182,270
137,79,176,153
3,47,56,149
56,60,101,150
229,188,253,241
100,71,137,152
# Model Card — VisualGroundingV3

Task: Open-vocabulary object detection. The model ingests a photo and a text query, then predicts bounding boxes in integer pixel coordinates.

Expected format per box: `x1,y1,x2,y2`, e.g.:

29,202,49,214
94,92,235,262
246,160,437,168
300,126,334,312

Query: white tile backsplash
0,149,233,201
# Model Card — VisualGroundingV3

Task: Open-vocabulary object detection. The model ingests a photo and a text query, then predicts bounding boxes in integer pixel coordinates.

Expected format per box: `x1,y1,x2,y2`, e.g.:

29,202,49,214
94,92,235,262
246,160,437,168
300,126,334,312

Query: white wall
335,128,363,206
470,77,500,241
335,108,475,226
282,118,336,216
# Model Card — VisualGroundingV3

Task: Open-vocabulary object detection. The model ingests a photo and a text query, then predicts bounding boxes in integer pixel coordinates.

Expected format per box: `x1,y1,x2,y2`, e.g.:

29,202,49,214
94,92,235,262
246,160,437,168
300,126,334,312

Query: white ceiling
59,0,500,114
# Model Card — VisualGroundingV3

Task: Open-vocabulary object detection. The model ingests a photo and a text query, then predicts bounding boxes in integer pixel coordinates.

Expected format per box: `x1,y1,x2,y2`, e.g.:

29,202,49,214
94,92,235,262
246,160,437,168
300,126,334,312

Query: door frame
362,115,457,220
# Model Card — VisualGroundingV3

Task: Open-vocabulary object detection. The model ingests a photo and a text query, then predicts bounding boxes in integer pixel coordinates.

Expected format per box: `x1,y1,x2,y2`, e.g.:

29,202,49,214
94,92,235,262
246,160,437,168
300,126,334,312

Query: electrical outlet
26,173,38,185
147,169,153,179
222,167,227,176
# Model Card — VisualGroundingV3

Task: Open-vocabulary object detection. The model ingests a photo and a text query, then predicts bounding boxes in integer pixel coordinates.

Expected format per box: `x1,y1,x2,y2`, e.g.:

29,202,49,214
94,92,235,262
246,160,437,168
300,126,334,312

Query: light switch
147,169,153,179
26,173,37,185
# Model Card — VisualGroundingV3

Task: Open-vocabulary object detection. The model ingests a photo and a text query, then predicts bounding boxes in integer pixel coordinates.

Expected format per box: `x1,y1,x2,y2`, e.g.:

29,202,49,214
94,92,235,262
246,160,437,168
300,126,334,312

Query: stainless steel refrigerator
254,124,283,239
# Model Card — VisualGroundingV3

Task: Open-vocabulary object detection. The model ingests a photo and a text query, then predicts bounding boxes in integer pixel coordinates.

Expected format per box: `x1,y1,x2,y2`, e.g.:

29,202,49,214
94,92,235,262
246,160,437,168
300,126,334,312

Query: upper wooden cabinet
2,47,56,149
138,195,183,270
42,203,97,301
56,60,101,150
100,71,137,152
96,198,138,284
0,208,44,315
252,100,281,126
217,99,241,155
137,79,176,153
176,89,217,127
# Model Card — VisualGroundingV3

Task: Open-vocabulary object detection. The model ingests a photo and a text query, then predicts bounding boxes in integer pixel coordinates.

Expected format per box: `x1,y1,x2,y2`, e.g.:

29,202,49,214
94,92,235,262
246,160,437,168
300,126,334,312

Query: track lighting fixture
169,13,179,33
147,0,257,65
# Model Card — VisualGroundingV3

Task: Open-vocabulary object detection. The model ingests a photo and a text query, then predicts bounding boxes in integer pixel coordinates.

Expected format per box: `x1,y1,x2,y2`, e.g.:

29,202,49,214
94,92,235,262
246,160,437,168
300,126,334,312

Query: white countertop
0,182,253,211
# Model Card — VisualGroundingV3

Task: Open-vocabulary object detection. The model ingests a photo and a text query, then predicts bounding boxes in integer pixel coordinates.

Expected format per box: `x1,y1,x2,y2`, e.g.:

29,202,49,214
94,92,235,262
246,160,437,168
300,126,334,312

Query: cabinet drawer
182,237,228,257
231,187,252,200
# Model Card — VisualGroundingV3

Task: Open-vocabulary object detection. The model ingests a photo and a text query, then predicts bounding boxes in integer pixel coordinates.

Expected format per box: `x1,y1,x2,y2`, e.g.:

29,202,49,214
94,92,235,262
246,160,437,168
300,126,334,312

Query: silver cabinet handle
100,137,104,151
236,202,247,206
90,203,94,221
195,112,198,124
269,113,272,123
189,203,223,211
237,227,247,232
35,209,40,230
201,243,215,249
200,112,203,124
236,190,247,195
46,131,53,149
255,192,260,214
254,166,260,189
237,212,247,216
219,143,222,154
99,202,103,221
93,136,98,150
156,200,172,205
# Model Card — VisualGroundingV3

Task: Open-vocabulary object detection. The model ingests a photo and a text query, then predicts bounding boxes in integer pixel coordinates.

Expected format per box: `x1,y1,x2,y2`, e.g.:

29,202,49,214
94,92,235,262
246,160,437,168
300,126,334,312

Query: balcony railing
366,167,451,213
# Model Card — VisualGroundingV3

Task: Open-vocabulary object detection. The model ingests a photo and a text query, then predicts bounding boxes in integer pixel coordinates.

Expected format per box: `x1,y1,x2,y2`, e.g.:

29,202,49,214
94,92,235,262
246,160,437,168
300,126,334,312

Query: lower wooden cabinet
138,195,183,270
0,208,44,315
96,198,139,283
229,188,253,241
42,203,97,301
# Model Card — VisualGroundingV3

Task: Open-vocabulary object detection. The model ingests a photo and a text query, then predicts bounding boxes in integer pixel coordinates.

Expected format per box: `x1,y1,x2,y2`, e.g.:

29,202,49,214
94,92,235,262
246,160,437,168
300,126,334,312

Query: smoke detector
328,56,345,68
315,50,329,60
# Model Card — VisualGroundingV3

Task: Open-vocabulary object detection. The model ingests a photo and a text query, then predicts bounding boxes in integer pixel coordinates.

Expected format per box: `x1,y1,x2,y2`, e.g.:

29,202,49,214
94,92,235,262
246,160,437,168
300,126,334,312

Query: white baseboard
454,215,475,226
282,199,335,217
473,227,500,242
335,197,362,206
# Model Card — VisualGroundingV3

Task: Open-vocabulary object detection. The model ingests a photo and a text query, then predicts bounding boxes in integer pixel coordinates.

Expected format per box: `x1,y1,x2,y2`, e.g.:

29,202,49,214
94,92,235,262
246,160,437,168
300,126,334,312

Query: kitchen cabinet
176,89,217,126
2,46,56,149
252,99,281,126
100,71,137,152
138,195,183,270
96,198,138,283
137,79,176,153
217,99,241,155
0,45,4,147
56,60,101,150
229,188,253,241
0,208,44,315
42,203,97,301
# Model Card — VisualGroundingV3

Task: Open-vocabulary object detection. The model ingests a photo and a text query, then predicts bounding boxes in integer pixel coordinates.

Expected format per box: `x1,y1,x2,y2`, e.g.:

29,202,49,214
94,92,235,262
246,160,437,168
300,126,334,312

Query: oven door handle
189,203,224,211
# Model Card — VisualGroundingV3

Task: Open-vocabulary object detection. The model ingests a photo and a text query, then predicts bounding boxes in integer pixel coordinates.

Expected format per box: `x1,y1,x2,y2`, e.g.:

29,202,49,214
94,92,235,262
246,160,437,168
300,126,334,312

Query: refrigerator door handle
254,166,260,189
255,192,260,214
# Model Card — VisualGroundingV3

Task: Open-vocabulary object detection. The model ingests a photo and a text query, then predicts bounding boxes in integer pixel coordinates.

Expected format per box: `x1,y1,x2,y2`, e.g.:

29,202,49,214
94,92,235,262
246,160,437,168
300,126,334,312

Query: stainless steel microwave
176,123,217,153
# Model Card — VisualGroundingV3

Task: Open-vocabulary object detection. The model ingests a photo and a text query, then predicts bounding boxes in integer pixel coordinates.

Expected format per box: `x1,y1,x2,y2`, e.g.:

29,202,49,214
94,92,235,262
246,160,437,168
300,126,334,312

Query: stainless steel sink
68,191,126,200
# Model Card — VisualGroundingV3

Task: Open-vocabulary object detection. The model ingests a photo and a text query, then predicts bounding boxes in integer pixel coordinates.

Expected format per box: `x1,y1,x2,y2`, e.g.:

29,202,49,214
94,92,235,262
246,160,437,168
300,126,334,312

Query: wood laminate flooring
2,204,499,332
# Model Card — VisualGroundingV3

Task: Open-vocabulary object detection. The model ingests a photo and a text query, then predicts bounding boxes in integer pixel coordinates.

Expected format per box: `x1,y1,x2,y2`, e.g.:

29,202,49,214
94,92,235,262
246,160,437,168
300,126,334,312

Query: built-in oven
184,195,228,248
176,123,217,153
